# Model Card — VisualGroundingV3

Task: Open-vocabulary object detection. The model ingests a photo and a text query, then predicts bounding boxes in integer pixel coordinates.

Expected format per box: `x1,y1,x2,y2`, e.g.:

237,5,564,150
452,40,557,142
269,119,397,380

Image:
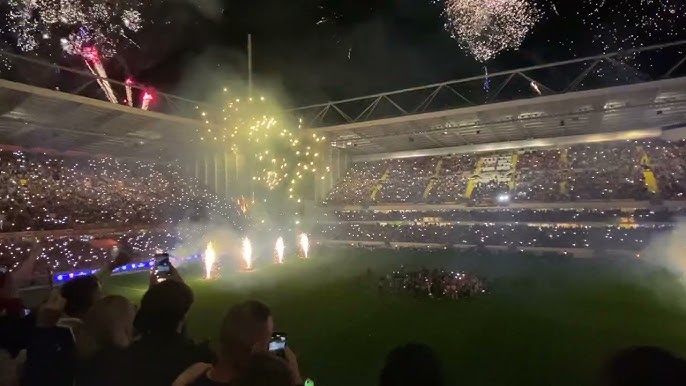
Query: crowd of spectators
0,150,241,233
644,141,686,200
0,223,218,278
2,245,685,386
315,223,670,251
376,158,434,204
332,208,686,223
324,161,388,205
379,267,487,300
429,155,476,204
325,140,686,206
0,244,305,386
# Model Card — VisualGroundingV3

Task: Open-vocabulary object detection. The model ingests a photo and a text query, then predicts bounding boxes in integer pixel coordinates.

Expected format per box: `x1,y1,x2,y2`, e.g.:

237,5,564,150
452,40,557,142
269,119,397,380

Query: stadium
3,13,686,386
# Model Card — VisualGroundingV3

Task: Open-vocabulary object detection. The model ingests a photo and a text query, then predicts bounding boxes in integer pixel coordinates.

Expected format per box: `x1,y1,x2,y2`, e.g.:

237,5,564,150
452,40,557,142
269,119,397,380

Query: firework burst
3,0,144,58
440,0,540,62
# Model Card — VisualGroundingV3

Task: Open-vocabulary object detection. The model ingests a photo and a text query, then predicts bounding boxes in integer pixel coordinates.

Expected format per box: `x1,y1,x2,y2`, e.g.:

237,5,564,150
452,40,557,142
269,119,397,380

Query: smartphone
153,253,172,283
269,332,287,357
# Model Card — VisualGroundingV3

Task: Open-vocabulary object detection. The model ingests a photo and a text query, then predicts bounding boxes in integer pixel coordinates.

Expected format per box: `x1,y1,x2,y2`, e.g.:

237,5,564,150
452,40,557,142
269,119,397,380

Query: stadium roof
2,41,686,160
0,50,211,159
296,40,686,157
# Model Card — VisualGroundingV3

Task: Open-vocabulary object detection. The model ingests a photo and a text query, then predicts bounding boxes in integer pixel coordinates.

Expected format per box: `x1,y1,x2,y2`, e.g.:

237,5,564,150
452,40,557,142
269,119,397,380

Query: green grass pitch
107,248,686,386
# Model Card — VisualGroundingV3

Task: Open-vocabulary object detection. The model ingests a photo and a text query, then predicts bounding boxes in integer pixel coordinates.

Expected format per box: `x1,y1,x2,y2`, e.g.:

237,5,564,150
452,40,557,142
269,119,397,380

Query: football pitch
108,248,686,386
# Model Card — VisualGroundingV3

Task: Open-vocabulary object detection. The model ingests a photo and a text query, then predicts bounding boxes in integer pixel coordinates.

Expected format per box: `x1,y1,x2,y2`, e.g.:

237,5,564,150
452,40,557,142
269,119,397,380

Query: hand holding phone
269,332,287,357
153,254,173,283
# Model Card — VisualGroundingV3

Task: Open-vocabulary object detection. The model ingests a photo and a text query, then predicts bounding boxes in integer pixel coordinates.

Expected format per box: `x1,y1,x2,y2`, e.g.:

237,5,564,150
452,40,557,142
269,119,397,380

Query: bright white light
242,237,253,270
204,242,216,279
299,233,309,259
497,194,511,203
275,237,285,264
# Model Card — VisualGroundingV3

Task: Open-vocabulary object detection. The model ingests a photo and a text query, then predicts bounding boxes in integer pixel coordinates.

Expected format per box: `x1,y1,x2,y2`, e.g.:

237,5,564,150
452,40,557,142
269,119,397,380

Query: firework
275,236,285,264
204,242,216,279
81,47,118,103
299,233,309,259
125,78,134,107
141,92,153,111
530,81,541,95
242,237,253,271
4,0,144,58
441,0,540,62
580,0,686,51
201,96,329,203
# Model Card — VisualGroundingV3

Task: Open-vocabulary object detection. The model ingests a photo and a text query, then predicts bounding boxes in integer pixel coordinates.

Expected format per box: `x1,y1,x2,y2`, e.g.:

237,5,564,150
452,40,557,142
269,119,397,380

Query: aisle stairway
509,153,519,190
559,148,570,195
370,167,390,201
423,159,444,199
636,146,659,194
465,159,484,199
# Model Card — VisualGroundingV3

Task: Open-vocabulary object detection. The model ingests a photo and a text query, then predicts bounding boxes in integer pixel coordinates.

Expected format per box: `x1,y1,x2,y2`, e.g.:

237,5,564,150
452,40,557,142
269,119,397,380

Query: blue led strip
52,254,203,283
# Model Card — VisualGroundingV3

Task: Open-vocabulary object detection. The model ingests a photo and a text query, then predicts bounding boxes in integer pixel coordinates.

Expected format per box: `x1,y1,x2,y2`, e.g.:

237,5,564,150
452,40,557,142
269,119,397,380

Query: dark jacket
120,332,215,386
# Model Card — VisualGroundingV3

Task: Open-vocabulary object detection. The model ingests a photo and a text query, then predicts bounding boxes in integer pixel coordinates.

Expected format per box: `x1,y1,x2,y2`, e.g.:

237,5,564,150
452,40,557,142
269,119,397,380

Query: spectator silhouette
75,295,136,386
22,277,102,386
379,343,444,386
122,279,213,386
603,346,686,386
175,300,275,386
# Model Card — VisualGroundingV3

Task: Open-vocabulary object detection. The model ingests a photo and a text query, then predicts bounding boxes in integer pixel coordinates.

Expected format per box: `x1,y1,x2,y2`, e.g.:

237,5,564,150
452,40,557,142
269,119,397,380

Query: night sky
3,0,686,106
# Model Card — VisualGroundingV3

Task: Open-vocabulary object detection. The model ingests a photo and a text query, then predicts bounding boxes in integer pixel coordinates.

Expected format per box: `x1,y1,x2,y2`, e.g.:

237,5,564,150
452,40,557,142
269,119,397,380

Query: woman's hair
76,295,135,359
134,280,194,335
219,301,272,371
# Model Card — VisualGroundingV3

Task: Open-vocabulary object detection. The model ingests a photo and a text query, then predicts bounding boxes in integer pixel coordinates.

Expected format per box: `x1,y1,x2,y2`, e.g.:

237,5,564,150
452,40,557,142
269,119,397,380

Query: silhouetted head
60,275,103,318
379,343,444,386
603,346,686,386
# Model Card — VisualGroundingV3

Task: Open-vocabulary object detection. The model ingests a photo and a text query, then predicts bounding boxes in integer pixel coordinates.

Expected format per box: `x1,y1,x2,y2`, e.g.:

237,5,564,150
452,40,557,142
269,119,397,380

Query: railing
3,39,686,128
289,40,686,128
0,49,211,120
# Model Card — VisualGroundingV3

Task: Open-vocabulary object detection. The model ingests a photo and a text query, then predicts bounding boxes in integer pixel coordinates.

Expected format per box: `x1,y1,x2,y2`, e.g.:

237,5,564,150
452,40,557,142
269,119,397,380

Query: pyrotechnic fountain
204,242,216,279
242,237,253,271
275,237,285,264
299,233,309,259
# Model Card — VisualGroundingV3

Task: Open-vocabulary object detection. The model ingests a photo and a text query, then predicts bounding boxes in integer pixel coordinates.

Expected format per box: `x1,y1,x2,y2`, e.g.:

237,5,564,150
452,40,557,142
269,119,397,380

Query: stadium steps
508,153,518,190
559,148,570,195
423,159,444,199
465,159,485,199
370,168,391,201
637,146,660,194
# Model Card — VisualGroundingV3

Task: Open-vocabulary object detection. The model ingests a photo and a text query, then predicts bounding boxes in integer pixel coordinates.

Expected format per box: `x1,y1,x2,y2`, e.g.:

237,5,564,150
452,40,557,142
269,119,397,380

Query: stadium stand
324,140,686,206
0,149,240,233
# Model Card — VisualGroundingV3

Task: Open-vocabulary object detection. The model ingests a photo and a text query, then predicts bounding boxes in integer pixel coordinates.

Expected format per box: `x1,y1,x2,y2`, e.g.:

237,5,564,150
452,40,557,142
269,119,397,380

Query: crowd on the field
0,150,241,233
325,140,686,206
379,267,487,300
315,223,670,251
